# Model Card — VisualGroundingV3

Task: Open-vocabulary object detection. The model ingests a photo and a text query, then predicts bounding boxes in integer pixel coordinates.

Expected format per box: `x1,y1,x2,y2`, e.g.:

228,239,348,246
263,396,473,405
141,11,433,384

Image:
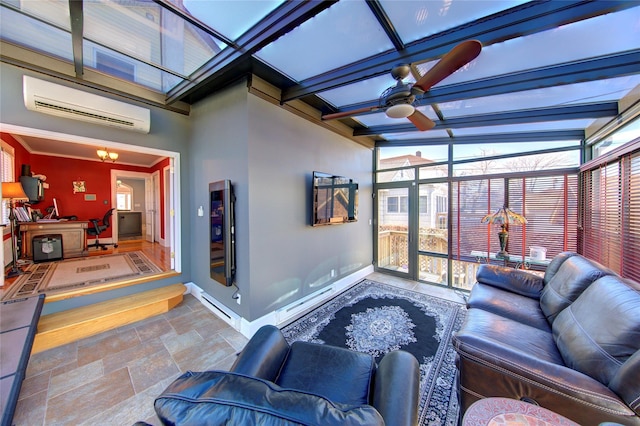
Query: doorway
376,181,450,284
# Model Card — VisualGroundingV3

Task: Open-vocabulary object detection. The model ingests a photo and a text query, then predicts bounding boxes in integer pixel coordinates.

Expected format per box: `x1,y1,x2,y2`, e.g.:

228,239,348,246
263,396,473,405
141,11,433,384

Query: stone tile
161,329,203,356
76,328,117,347
171,333,236,372
219,327,249,352
168,308,228,336
162,302,194,320
26,342,78,377
128,347,180,393
77,328,140,366
18,369,50,400
49,360,103,398
210,351,239,372
134,317,175,342
182,294,205,311
13,389,47,426
79,378,167,426
102,337,165,375
45,368,134,425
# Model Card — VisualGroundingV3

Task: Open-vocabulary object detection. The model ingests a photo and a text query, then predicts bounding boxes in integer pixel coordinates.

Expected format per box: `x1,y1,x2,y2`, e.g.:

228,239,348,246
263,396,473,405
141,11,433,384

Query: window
1,141,16,227
581,140,640,281
386,196,408,213
387,196,398,213
451,173,578,262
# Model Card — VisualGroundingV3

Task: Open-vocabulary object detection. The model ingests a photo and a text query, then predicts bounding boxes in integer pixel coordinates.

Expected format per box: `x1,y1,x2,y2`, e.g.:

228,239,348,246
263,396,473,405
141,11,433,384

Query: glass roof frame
1,0,638,146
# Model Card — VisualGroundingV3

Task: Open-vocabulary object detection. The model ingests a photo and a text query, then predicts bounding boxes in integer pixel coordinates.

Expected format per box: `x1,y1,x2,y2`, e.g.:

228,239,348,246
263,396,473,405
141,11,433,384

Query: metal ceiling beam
322,50,640,117
377,130,586,146
366,0,404,51
355,102,619,136
68,0,83,78
167,1,336,104
282,0,638,102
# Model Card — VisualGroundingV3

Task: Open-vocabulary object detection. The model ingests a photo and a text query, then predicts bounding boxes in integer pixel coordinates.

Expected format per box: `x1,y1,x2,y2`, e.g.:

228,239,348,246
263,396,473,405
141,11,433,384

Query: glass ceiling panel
83,40,180,92
255,0,394,81
379,0,527,45
419,6,640,86
83,0,226,81
438,75,640,119
182,0,284,41
0,2,72,61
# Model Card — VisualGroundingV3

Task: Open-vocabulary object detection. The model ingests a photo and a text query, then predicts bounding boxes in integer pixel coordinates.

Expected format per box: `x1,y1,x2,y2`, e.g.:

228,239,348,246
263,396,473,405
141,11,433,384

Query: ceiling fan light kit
386,103,415,118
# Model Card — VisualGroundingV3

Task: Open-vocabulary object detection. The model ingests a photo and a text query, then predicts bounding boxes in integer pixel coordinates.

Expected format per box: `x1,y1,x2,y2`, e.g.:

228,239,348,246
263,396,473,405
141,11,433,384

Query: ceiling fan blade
322,106,379,121
407,110,436,131
413,40,482,92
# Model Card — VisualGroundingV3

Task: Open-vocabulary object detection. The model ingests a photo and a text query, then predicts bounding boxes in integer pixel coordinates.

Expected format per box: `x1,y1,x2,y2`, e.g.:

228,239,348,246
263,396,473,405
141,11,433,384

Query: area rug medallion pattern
281,279,467,426
2,251,162,301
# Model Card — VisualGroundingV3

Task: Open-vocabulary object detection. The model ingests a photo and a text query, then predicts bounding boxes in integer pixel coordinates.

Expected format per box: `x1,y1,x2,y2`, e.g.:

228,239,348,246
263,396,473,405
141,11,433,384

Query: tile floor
12,273,467,425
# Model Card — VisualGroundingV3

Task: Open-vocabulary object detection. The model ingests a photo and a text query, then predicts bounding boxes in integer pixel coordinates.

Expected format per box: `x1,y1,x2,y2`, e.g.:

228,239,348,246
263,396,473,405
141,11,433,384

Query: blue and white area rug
281,279,467,426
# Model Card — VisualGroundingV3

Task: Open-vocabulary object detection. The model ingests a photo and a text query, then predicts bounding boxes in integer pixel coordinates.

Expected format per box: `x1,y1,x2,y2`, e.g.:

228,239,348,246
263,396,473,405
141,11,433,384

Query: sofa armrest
476,264,544,299
230,325,289,381
373,350,420,426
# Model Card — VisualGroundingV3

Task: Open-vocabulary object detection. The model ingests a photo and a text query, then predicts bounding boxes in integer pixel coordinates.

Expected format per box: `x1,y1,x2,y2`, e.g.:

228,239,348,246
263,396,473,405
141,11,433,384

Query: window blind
581,145,640,280
452,173,578,261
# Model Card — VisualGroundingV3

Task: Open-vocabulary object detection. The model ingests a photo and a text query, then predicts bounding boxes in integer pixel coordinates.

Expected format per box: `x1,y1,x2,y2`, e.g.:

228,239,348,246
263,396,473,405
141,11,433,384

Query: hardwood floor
2,239,173,295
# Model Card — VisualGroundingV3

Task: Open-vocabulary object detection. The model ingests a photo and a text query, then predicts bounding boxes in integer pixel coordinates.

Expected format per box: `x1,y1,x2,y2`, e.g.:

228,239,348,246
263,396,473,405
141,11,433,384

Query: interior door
144,176,154,242
377,185,415,277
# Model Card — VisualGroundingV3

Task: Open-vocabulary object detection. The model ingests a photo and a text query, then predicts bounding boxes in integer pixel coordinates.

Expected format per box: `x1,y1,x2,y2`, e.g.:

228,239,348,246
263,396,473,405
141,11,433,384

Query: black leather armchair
149,325,420,426
86,208,118,250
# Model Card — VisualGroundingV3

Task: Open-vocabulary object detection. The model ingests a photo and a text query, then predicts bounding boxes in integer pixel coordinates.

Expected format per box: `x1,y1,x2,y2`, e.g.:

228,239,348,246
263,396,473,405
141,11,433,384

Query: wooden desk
19,221,89,259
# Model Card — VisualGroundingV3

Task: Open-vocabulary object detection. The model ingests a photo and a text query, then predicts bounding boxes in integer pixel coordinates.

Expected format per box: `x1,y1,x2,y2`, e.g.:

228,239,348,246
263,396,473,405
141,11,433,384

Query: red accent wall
29,156,156,239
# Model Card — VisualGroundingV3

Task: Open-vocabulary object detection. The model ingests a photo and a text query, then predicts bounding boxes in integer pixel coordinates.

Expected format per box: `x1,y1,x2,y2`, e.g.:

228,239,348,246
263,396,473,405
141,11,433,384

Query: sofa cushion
543,251,578,284
467,283,550,331
553,275,640,391
540,255,614,323
276,341,375,406
475,264,545,299
154,371,384,426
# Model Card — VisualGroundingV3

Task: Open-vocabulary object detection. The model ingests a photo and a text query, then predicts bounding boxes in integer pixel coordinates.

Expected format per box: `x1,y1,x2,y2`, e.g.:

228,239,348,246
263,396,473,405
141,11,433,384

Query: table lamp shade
481,206,527,225
2,182,29,201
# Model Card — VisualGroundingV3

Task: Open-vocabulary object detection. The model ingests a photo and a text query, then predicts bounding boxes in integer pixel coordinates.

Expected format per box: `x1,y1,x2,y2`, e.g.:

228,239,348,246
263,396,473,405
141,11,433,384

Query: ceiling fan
321,40,482,131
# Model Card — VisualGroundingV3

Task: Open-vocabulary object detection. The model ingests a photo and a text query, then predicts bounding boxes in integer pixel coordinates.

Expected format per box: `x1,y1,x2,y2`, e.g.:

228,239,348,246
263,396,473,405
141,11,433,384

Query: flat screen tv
312,171,358,226
209,180,235,286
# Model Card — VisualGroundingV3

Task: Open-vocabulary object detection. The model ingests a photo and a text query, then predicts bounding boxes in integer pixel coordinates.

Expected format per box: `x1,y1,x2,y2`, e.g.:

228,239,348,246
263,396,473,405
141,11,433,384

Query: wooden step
32,283,186,354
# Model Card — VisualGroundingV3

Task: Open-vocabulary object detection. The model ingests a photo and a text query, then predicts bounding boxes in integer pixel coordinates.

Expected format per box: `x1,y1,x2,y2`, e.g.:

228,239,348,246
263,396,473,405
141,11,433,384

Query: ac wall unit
23,75,150,133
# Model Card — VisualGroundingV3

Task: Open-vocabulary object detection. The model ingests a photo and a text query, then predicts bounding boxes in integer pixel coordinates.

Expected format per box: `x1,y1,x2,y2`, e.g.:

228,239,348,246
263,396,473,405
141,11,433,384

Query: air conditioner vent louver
34,100,136,128
23,75,150,133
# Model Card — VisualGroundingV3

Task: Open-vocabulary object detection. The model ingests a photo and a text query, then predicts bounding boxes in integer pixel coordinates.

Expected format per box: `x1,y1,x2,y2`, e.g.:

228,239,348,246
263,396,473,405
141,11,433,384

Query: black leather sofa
147,325,420,426
452,252,640,425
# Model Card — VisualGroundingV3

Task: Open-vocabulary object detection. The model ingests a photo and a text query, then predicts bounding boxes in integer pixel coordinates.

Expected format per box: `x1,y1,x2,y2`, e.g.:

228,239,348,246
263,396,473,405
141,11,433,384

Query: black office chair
87,208,118,250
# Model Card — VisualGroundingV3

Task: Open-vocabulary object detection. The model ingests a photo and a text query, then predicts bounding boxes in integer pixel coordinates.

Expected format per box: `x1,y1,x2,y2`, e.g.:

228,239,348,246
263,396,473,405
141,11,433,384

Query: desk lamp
2,182,29,278
481,206,527,259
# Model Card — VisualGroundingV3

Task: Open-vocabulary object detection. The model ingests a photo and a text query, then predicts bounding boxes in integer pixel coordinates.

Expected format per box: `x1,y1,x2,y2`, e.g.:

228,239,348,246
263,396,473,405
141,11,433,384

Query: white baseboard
188,265,373,339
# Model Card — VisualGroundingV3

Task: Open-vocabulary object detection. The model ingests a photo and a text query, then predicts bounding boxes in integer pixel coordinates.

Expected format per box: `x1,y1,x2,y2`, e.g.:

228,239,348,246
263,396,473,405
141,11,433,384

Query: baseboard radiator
275,286,335,325
192,286,242,330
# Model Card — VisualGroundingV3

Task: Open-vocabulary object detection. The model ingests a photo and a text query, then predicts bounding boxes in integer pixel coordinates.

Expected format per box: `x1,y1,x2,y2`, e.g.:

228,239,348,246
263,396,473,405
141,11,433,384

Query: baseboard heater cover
200,292,241,329
275,286,334,325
